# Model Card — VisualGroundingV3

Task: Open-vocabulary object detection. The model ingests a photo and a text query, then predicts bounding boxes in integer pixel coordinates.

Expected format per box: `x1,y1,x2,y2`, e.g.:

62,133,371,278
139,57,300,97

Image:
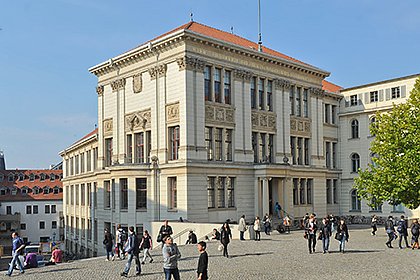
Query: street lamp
151,156,160,221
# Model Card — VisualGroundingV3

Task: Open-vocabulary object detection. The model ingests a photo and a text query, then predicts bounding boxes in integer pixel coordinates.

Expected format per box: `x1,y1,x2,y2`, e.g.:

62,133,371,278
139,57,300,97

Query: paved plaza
1,227,419,279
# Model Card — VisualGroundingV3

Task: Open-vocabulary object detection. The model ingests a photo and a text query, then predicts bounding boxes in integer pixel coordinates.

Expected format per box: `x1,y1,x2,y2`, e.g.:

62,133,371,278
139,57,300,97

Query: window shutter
401,85,406,98
364,92,370,104
358,93,363,105
385,88,391,100
379,90,384,102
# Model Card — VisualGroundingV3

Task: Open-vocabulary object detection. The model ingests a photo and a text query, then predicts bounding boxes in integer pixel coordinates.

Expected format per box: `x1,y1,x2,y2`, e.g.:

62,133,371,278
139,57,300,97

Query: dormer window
0,187,6,195
43,186,50,194
29,174,35,182
53,186,60,194
10,187,18,195
33,186,40,194
50,174,56,182
8,174,14,182
21,186,29,195
0,174,4,182
40,173,46,181
18,173,24,181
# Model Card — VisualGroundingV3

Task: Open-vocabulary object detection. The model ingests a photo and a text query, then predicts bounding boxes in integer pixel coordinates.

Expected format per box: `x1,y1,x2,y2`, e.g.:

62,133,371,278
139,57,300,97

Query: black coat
337,224,349,240
319,223,332,238
220,227,232,245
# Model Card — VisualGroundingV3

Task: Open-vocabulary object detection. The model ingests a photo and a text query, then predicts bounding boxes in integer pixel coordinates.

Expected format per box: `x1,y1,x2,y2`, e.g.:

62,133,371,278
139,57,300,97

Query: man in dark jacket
385,216,396,248
121,227,141,277
397,215,409,249
159,220,173,244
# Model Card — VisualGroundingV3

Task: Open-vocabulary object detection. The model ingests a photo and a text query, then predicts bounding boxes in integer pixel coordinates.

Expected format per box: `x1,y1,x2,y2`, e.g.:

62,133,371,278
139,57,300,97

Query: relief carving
304,122,311,132
205,103,235,125
298,121,304,131
110,78,126,91
125,109,152,132
260,115,268,127
166,103,180,123
275,79,291,90
96,85,104,96
233,69,253,81
157,64,167,76
310,87,324,96
290,119,297,131
252,111,276,131
225,109,234,123
148,67,157,80
205,105,215,120
251,113,259,126
268,115,276,129
103,119,113,136
132,73,142,93
215,108,225,121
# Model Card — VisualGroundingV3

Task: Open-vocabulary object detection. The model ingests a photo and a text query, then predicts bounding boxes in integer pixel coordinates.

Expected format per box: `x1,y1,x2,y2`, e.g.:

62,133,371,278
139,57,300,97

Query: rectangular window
268,134,274,163
26,205,31,214
126,134,133,163
169,126,180,160
333,179,338,204
299,179,306,204
105,138,113,167
214,68,221,103
93,147,98,170
20,223,26,230
215,128,223,161
324,104,330,123
120,178,128,210
33,205,38,214
51,205,56,214
350,95,358,106
52,221,57,229
326,142,331,168
6,206,12,215
146,131,151,163
290,136,296,165
39,221,45,230
391,87,400,99
259,133,266,162
111,179,115,209
104,181,111,209
94,219,98,243
204,66,212,101
136,178,147,209
296,87,301,116
168,177,177,210
331,105,337,124
87,150,92,172
290,87,295,115
93,182,97,208
80,153,85,173
326,179,332,204
224,70,231,104
370,91,378,102
258,78,265,110
217,177,225,208
225,129,233,161
332,143,337,168
307,179,313,204
81,184,85,206
227,177,235,208
297,137,303,165
207,177,215,208
303,89,309,118
75,184,79,205
251,77,257,109
205,127,213,161
293,178,299,205
267,80,273,111
70,185,74,205
252,132,258,163
134,132,144,163
87,183,91,206
45,205,50,214
75,155,79,174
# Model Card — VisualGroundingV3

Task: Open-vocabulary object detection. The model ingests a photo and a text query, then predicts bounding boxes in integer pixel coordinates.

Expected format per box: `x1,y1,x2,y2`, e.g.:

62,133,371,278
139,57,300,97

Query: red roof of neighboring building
322,80,342,93
0,169,63,201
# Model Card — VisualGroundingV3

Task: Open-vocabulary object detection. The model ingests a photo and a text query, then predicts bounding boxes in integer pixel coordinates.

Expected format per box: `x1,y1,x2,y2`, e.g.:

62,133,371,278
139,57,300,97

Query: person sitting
24,252,38,269
211,228,221,241
186,230,198,244
45,247,63,266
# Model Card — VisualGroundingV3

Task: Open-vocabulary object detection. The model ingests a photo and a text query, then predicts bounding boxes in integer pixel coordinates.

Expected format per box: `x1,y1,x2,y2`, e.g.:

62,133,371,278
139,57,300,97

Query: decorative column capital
96,85,104,96
310,87,324,96
274,79,291,90
233,69,253,81
110,78,126,91
149,64,167,80
176,56,206,72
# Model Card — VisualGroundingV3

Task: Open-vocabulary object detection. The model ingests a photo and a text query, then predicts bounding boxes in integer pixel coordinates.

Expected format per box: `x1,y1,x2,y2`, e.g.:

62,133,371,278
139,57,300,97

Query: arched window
369,116,376,136
351,153,360,173
370,197,382,212
351,119,359,139
351,189,361,211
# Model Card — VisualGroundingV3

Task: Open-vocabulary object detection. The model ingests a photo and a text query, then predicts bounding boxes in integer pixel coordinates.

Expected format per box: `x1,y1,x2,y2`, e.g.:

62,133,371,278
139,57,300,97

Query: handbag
156,234,162,243
334,232,341,241
303,232,308,239
218,244,224,252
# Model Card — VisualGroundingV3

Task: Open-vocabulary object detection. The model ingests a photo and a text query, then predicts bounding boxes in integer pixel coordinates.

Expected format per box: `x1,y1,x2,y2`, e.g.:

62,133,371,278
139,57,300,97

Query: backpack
133,234,140,254
397,221,404,233
120,229,128,242
412,224,419,236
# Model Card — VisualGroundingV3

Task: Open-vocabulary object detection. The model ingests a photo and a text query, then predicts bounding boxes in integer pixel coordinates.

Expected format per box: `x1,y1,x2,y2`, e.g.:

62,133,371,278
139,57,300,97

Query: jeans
106,246,114,260
308,234,316,253
399,234,409,248
164,268,180,280
239,231,245,240
142,248,153,263
124,253,141,274
7,253,24,275
264,225,271,235
386,231,394,246
371,225,377,235
255,231,261,241
322,237,330,252
339,234,347,252
117,243,125,258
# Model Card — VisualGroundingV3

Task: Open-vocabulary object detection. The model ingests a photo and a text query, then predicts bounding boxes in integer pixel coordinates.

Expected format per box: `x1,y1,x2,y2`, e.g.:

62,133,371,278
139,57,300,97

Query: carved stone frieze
110,78,126,91
274,79,291,90
176,56,205,72
96,85,104,96
132,73,142,93
103,119,113,136
125,109,152,132
290,116,311,136
251,111,277,132
166,103,180,123
310,87,324,96
233,69,253,81
205,103,235,126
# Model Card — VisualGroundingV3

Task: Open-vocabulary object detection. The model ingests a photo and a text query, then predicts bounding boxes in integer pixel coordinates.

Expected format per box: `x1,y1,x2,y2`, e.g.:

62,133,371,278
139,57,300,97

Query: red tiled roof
0,169,63,201
132,21,316,69
322,80,342,93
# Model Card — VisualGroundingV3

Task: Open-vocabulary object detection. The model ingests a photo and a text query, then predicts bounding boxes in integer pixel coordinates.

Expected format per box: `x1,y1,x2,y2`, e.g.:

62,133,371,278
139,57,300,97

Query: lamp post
151,156,160,221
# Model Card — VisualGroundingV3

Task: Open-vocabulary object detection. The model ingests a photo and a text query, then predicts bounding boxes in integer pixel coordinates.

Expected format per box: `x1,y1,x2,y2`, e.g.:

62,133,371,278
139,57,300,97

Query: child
197,241,208,280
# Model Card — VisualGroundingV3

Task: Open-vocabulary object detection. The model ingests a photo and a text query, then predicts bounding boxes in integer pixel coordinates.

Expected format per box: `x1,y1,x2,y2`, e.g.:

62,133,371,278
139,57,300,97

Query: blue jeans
106,246,114,260
339,234,347,252
164,268,180,280
8,253,24,275
322,237,330,252
124,253,141,274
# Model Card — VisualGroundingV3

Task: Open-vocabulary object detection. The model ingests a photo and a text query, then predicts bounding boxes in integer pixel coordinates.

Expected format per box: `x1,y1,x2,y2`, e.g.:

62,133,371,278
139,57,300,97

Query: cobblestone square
2,228,419,279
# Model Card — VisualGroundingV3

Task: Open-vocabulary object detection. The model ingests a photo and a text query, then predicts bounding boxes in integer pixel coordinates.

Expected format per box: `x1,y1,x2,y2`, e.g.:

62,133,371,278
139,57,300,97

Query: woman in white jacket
254,216,261,241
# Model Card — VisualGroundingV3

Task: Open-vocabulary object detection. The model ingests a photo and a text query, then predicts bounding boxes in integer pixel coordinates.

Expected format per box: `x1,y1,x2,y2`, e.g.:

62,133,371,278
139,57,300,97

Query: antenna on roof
258,0,263,52
231,26,234,34
190,12,194,22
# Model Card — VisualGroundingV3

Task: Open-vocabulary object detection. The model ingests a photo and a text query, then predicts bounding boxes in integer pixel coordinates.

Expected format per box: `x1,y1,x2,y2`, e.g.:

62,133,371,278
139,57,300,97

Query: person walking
371,215,378,236
162,236,181,280
116,224,127,260
319,217,332,254
305,214,318,254
329,214,337,233
220,222,232,258
197,241,208,280
6,232,25,276
337,218,349,253
103,228,115,261
397,215,410,249
254,216,261,241
283,215,292,234
411,219,420,250
159,220,174,245
139,230,154,265
238,215,247,241
385,216,396,248
274,202,282,219
121,227,141,277
263,214,271,235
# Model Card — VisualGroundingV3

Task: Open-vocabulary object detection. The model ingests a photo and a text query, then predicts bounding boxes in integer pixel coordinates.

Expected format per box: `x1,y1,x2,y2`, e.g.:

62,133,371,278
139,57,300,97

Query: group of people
381,215,420,249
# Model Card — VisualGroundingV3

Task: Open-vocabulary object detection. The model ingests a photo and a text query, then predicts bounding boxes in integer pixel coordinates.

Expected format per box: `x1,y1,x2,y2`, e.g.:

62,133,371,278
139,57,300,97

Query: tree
355,78,420,209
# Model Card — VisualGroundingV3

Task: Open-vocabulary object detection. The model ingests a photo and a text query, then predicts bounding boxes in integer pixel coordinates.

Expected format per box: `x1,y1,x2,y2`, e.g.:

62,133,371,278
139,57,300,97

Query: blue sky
1,0,419,169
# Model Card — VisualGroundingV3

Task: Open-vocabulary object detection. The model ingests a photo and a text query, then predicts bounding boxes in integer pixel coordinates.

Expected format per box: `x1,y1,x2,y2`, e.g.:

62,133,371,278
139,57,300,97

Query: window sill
348,138,360,141
208,207,236,211
167,209,178,213
136,209,147,212
369,210,382,213
390,210,405,213
349,210,361,213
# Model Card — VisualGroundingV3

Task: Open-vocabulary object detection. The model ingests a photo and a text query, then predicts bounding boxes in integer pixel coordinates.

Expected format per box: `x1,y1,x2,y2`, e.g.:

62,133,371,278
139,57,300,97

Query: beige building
339,73,420,219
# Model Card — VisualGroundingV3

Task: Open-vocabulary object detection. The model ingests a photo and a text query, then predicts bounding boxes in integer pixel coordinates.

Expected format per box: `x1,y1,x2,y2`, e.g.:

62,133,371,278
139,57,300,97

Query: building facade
0,169,64,253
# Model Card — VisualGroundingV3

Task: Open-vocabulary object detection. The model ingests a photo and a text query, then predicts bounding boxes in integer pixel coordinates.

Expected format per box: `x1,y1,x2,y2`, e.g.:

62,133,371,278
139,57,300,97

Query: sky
0,0,419,169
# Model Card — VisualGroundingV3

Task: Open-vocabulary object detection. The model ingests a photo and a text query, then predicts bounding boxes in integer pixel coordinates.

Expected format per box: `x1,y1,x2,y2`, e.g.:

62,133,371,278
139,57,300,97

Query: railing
171,227,194,245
